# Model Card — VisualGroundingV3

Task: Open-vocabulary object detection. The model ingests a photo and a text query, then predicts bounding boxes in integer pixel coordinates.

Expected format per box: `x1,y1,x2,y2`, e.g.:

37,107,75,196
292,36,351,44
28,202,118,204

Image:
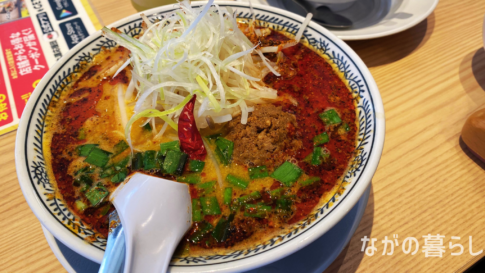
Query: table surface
2,0,485,272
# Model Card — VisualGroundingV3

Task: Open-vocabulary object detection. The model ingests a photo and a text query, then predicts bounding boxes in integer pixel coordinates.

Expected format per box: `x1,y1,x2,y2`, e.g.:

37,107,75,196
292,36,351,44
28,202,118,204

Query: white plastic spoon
108,172,192,273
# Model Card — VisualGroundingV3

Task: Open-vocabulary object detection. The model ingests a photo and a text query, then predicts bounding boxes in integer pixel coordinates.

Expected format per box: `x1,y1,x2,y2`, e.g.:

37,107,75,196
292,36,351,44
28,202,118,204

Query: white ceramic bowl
15,2,385,272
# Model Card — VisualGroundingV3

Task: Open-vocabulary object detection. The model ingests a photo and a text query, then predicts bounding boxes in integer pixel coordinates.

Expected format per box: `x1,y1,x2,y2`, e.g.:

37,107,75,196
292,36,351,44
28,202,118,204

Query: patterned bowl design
15,1,384,272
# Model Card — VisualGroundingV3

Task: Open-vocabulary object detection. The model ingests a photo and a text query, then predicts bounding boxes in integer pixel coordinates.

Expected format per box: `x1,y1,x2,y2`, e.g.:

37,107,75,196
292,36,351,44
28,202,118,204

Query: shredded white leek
117,85,128,129
203,138,223,189
295,13,313,42
101,0,312,147
259,13,313,53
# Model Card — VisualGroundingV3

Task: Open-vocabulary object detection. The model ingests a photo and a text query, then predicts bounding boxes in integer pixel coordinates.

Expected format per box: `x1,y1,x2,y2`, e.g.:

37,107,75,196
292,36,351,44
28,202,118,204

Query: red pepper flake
189,185,198,199
178,95,207,161
204,215,215,223
270,180,283,190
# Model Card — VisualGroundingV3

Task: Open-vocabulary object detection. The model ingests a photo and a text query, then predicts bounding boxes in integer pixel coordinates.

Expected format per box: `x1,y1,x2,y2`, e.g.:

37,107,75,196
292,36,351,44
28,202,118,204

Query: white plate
41,186,371,273
239,0,439,40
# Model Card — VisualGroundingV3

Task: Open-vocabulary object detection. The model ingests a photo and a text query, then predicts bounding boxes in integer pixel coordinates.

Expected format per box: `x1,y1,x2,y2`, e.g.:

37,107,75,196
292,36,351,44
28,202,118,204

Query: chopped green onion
270,161,303,187
311,147,324,165
248,166,269,179
223,187,232,205
238,191,262,204
200,196,221,215
189,160,205,172
80,184,89,193
75,200,87,211
215,138,234,165
226,174,249,189
192,198,203,222
143,150,158,170
114,155,130,170
177,174,201,184
84,147,111,167
197,181,216,195
159,141,180,156
100,167,115,178
75,166,94,176
77,144,98,157
206,133,221,141
74,166,88,176
319,109,342,125
111,169,128,183
312,147,330,166
156,152,165,169
229,202,240,213
268,188,284,199
313,132,329,145
78,128,86,140
113,140,129,156
212,214,234,243
303,153,312,164
132,152,144,170
84,183,109,206
142,123,152,132
338,123,350,134
72,180,81,187
175,153,188,176
244,204,272,218
276,197,292,211
100,203,111,216
300,177,321,187
189,222,213,243
75,174,93,186
163,150,184,174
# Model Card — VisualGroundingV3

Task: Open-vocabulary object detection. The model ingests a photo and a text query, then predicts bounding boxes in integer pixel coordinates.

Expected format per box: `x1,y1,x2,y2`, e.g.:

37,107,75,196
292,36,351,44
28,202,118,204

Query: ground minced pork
225,104,302,168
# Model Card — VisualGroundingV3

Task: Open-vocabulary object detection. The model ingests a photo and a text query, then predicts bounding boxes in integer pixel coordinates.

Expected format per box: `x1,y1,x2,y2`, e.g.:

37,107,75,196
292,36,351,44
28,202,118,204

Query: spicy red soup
44,26,356,256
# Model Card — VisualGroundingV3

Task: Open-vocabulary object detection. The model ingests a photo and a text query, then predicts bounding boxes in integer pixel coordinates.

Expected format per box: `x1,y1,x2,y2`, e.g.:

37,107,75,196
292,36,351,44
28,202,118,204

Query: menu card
0,0,101,135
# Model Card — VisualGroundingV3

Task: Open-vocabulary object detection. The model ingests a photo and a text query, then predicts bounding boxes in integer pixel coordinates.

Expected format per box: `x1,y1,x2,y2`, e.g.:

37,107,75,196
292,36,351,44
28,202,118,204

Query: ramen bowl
15,1,384,272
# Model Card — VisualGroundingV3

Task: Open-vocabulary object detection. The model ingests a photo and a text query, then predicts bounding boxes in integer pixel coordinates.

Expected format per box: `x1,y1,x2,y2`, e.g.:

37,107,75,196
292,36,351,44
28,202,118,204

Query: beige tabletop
2,0,485,272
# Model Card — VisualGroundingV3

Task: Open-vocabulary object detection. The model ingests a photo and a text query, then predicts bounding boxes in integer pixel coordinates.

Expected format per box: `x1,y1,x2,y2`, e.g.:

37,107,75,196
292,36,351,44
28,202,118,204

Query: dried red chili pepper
178,95,207,161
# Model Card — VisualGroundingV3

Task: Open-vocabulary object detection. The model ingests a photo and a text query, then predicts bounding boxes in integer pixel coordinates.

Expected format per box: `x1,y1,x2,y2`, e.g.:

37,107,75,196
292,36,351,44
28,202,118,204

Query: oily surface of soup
44,27,356,256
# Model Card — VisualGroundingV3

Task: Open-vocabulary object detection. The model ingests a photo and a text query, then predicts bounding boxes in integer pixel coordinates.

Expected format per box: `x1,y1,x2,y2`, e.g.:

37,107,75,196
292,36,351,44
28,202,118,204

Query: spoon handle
112,173,192,273
98,224,126,273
